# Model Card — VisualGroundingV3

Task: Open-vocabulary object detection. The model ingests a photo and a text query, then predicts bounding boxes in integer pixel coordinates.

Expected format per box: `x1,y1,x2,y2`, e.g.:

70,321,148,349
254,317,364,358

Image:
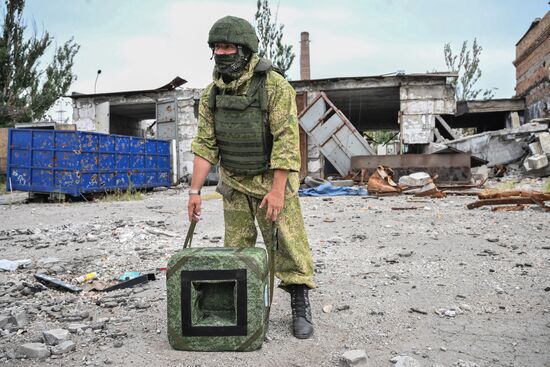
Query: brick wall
515,11,550,120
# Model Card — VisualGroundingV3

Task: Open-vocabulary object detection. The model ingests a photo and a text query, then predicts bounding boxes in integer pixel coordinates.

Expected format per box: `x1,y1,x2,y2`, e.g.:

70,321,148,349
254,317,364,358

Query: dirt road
0,185,549,366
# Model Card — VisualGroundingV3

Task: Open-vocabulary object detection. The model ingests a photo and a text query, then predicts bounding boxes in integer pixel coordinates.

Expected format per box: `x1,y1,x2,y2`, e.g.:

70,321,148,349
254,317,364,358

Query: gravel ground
0,182,549,367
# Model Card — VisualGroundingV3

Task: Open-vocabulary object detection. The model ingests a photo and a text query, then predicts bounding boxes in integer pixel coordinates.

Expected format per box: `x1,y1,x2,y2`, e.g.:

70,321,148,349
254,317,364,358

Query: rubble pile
0,219,183,363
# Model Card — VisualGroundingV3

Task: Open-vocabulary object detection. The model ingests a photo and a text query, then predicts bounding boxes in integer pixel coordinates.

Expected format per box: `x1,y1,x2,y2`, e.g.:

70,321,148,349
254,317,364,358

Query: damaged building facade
514,10,550,121
68,14,550,184
70,78,202,181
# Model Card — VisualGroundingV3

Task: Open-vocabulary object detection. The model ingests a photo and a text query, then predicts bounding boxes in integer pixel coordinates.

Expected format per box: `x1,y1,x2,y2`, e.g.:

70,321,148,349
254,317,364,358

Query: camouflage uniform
192,54,315,289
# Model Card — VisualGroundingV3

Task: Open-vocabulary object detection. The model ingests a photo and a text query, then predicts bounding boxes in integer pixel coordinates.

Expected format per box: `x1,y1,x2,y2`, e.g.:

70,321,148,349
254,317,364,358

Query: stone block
0,315,10,328
527,154,549,170
43,328,70,345
15,343,50,359
538,132,550,154
529,142,542,155
51,340,76,355
342,349,368,366
390,355,421,367
9,311,28,328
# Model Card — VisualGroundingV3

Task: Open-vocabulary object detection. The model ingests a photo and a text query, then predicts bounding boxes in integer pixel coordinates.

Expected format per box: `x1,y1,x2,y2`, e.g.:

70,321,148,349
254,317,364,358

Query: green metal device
166,222,271,351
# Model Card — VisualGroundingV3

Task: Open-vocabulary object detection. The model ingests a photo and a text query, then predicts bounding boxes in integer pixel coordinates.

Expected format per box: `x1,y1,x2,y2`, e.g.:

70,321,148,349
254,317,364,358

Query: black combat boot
289,284,313,339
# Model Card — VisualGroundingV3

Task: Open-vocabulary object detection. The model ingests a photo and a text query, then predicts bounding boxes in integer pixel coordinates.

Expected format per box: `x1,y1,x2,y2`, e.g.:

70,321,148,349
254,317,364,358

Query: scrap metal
352,153,471,184
367,166,402,195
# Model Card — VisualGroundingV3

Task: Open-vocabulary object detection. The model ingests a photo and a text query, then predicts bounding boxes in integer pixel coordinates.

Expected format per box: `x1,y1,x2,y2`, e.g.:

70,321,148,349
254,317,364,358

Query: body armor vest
209,59,277,176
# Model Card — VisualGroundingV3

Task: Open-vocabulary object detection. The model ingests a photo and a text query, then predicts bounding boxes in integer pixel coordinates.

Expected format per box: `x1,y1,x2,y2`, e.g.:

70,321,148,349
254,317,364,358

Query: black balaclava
213,45,251,82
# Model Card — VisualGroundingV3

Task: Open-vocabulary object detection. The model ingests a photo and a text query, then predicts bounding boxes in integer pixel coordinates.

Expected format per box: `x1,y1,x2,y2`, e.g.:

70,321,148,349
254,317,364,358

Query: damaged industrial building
5,11,547,195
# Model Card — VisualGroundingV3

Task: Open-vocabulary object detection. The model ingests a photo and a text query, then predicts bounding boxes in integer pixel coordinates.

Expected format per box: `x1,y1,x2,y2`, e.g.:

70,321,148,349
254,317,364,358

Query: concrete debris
431,121,550,173
1,178,549,366
67,323,89,333
454,360,480,367
390,355,421,367
398,172,431,187
435,306,464,317
51,340,76,355
8,311,29,329
304,176,329,188
538,132,550,154
527,154,548,170
529,141,542,155
0,259,32,272
43,328,70,345
322,305,334,313
15,343,51,359
0,315,11,328
341,349,368,366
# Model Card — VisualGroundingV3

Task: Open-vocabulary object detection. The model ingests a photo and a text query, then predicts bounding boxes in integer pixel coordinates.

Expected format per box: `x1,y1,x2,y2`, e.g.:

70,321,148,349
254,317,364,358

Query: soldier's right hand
188,195,202,222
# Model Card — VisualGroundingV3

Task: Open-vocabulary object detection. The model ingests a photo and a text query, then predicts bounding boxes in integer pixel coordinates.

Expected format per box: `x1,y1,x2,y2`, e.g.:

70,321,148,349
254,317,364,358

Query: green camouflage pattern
192,54,302,200
221,187,316,289
167,247,269,351
213,73,270,176
208,16,259,52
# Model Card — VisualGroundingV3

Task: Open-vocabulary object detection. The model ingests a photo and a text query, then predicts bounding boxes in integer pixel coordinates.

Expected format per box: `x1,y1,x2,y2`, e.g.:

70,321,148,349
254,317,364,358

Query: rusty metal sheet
351,153,471,183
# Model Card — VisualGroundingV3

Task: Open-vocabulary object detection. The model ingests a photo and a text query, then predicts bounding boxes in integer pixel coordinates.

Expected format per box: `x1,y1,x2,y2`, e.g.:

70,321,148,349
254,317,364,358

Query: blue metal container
6,129,171,196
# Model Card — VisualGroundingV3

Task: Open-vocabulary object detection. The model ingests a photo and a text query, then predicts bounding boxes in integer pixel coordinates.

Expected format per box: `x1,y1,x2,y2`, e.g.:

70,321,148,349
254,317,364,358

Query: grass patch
543,180,550,193
494,180,517,191
101,184,144,202
0,175,6,195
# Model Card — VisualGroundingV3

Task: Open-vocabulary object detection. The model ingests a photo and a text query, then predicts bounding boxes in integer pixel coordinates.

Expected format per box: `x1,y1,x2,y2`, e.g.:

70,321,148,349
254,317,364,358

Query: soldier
187,15,315,339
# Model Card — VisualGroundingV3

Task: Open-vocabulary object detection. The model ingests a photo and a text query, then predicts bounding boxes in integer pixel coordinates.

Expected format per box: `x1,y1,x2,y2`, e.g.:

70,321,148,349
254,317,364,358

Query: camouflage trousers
222,189,316,289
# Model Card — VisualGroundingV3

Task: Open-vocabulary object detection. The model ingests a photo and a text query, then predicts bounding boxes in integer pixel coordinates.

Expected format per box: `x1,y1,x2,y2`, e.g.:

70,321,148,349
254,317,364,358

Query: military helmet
208,16,259,53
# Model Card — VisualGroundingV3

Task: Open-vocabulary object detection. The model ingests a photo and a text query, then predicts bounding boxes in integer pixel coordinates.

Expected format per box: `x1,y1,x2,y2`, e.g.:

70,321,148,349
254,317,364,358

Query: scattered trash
467,195,549,211
0,259,32,272
119,271,142,282
414,182,446,198
409,307,428,315
34,273,82,293
75,272,98,284
367,166,402,195
304,176,328,188
299,183,369,197
103,273,156,292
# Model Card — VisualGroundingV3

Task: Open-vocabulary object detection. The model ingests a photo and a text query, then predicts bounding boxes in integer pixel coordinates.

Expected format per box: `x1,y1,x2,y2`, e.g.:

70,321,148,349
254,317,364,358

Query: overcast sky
23,0,549,100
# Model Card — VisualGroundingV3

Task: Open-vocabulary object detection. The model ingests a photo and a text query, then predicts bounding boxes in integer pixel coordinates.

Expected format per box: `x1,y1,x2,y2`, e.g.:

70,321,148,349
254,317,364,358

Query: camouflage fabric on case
222,188,316,289
167,247,269,351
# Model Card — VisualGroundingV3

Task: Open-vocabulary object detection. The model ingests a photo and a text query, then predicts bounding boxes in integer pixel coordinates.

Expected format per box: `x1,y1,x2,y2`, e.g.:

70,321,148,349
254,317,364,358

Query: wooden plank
296,93,309,181
0,128,8,174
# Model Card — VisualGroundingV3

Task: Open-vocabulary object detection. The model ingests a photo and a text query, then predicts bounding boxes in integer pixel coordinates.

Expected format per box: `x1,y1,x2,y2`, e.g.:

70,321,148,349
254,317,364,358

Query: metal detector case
166,247,269,351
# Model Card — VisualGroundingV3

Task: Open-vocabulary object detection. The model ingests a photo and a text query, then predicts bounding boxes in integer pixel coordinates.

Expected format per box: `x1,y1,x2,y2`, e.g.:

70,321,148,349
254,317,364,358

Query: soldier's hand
260,190,284,222
188,195,202,222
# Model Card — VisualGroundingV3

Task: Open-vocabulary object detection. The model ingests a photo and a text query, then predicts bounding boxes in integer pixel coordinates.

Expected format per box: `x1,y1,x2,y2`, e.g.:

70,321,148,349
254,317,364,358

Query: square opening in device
191,280,237,327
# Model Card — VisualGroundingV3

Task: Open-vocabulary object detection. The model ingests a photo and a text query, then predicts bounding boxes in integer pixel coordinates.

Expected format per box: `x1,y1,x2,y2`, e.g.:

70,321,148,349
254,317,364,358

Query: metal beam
350,153,471,183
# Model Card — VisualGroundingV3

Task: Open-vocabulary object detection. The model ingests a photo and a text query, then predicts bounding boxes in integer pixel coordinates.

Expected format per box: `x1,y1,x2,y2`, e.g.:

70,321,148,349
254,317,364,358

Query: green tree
254,0,294,77
444,38,496,101
0,0,79,127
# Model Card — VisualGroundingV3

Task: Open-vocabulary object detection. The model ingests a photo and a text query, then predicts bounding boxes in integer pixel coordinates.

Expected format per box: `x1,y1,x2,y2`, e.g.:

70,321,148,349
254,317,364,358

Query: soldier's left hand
260,190,284,221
